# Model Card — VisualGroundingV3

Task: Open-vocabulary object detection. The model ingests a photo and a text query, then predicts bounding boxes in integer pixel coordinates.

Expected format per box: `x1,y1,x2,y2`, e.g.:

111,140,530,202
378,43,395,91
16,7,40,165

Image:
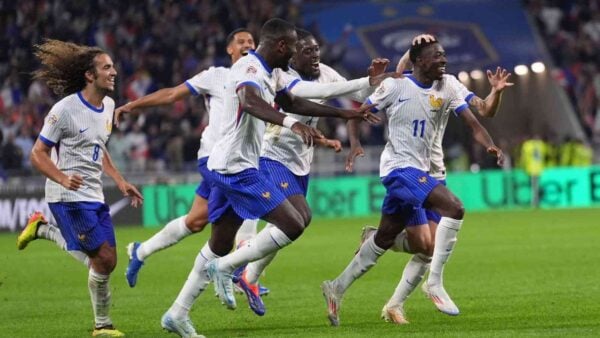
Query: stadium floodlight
458,71,469,83
531,62,545,73
470,69,484,80
514,64,529,76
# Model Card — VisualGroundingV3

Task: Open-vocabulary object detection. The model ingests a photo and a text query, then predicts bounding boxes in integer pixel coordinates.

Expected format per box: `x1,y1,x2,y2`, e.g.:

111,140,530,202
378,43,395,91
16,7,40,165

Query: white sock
245,223,277,284
137,216,191,261
428,217,462,286
88,269,112,328
334,235,385,294
169,242,219,319
388,253,431,306
36,223,67,250
68,250,91,267
218,226,292,273
389,230,411,253
235,219,259,246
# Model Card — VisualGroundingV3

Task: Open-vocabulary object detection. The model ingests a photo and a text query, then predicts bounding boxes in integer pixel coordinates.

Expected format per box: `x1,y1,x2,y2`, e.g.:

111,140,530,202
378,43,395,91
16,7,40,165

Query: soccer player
321,37,504,327
21,39,142,337
346,36,514,324
114,28,257,289
116,28,384,291
159,18,379,337
232,28,391,315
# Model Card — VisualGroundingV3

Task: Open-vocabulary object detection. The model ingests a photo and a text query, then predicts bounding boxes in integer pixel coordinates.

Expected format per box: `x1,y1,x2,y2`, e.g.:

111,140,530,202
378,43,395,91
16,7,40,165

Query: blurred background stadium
1,0,598,229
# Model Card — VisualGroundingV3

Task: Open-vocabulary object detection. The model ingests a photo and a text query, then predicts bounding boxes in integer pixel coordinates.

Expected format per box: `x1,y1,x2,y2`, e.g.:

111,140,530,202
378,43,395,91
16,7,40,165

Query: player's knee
302,209,312,227
286,214,306,240
186,215,208,233
447,198,465,219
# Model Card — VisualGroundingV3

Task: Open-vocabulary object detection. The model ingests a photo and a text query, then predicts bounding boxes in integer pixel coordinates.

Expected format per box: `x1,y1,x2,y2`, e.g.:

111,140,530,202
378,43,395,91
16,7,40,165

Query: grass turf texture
1,208,599,337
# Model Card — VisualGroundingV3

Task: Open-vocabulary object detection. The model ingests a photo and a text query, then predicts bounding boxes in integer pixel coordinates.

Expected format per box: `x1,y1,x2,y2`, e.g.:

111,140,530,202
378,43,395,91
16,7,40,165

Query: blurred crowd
526,0,600,140
1,0,598,181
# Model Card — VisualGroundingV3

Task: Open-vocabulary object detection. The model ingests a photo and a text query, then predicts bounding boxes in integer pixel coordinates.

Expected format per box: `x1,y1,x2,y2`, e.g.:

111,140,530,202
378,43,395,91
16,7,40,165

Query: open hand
118,181,144,208
345,146,365,172
487,67,514,92
61,174,83,191
291,123,324,147
487,146,505,166
114,103,134,128
368,58,390,77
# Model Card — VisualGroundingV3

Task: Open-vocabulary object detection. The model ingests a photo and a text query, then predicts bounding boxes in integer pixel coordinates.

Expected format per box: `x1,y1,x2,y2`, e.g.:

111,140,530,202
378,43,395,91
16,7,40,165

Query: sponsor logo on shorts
280,182,289,189
419,176,427,183
78,233,86,241
262,191,271,199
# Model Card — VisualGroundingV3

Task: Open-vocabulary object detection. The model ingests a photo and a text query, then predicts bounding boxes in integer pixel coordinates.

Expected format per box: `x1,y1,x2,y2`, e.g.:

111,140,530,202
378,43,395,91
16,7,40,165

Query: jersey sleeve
446,76,470,116
235,61,265,92
448,75,474,103
184,68,214,96
38,105,66,147
365,77,398,113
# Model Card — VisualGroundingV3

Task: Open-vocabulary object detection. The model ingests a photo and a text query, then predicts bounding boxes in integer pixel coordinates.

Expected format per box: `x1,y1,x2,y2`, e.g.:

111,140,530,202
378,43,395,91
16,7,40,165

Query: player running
321,37,504,327
19,39,142,337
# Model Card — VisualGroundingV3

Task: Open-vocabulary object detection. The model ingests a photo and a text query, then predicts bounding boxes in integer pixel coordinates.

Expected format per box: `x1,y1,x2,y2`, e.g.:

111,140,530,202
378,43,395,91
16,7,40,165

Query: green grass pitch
1,208,600,337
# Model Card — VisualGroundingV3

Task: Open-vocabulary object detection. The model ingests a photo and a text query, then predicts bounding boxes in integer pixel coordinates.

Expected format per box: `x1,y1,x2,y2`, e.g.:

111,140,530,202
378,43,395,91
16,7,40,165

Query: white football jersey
261,63,371,175
207,51,287,174
367,75,468,177
185,67,230,159
429,75,473,179
39,92,115,202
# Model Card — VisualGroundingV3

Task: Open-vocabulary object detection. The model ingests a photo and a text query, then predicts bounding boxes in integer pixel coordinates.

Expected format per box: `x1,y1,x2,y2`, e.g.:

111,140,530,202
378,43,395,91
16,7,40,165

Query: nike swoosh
79,128,89,133
398,98,410,103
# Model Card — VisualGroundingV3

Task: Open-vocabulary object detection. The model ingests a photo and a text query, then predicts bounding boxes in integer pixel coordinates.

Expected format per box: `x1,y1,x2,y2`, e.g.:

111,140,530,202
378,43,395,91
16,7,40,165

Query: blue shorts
195,157,211,199
204,168,287,223
381,167,440,220
48,202,115,252
259,157,309,197
405,179,447,226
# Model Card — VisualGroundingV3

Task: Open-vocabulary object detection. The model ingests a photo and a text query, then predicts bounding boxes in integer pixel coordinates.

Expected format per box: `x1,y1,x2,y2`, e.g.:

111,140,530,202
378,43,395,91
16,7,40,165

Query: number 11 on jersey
412,119,426,137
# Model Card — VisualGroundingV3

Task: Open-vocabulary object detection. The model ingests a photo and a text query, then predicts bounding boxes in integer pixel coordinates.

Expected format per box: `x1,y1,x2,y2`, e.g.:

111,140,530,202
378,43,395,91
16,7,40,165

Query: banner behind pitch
142,166,600,226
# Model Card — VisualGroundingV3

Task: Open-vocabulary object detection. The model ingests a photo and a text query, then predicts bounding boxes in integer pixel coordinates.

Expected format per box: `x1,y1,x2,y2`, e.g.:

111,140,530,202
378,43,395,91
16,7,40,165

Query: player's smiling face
292,36,320,79
228,31,256,64
420,43,447,81
90,53,117,93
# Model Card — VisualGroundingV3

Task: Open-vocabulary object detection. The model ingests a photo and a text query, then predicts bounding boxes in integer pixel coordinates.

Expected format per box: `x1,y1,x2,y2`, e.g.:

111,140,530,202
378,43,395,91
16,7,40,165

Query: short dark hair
296,28,314,41
226,28,252,46
260,18,296,44
409,39,438,63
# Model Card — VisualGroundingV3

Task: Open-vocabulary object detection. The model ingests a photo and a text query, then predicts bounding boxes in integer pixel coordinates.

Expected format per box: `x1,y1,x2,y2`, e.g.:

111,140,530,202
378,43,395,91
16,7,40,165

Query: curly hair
32,39,106,96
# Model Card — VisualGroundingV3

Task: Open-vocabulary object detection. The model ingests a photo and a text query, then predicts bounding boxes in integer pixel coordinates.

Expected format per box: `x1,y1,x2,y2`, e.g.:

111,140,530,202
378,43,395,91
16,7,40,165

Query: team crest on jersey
262,191,271,199
246,65,257,74
429,95,443,109
106,119,112,132
375,84,385,95
280,182,289,189
47,114,58,125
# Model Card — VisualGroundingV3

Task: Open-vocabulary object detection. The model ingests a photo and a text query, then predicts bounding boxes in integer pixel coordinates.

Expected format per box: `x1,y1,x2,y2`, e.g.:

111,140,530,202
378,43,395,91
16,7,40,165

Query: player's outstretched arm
275,90,380,123
468,67,513,118
102,148,143,207
114,83,192,127
314,138,342,152
460,108,505,166
30,139,83,191
238,85,324,145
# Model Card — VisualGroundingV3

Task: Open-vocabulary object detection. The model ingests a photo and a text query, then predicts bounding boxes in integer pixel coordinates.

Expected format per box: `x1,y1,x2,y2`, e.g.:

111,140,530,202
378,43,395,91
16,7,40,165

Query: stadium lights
531,62,545,73
470,69,484,80
514,64,529,76
458,71,469,83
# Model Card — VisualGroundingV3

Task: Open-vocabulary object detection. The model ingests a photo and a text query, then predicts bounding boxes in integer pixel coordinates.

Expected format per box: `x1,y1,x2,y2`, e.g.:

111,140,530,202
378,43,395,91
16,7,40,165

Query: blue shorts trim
259,157,309,197
195,157,211,199
204,168,287,223
381,167,440,216
48,202,115,252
